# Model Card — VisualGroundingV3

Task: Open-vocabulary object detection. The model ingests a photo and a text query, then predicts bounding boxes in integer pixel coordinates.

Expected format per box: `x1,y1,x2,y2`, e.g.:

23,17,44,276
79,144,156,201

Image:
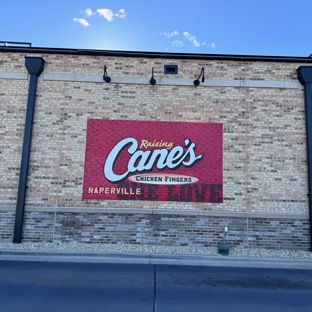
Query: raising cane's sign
82,119,223,203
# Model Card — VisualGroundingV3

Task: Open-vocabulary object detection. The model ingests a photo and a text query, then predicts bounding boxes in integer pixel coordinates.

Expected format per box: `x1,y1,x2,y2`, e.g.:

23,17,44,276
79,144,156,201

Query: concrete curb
1,249,312,269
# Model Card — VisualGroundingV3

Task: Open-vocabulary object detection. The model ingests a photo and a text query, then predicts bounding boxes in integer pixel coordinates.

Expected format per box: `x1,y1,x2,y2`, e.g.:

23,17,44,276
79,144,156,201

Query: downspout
13,57,45,243
297,66,312,251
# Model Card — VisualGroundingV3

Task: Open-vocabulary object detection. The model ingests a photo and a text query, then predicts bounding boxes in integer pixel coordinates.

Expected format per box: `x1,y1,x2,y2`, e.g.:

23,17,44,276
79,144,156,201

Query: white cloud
73,18,90,27
209,42,216,48
161,30,179,38
97,8,126,21
97,9,114,21
85,8,95,17
172,40,184,47
183,32,200,47
115,9,126,19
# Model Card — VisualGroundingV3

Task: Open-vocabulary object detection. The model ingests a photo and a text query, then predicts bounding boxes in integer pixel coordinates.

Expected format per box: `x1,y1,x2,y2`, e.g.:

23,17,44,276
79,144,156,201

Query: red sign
83,119,223,203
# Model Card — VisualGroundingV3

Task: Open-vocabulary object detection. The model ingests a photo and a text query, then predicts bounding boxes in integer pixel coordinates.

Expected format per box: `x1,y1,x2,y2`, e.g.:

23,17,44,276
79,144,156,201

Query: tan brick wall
0,52,309,215
0,78,28,204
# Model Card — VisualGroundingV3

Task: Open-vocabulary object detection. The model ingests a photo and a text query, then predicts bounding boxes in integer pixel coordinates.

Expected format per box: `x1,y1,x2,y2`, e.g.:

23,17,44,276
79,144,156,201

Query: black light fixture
103,65,111,83
150,67,156,85
193,67,205,86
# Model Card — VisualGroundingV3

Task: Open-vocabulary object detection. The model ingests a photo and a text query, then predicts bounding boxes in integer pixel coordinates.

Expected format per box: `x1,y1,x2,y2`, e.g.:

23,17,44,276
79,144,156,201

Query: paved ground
1,248,312,269
0,260,312,312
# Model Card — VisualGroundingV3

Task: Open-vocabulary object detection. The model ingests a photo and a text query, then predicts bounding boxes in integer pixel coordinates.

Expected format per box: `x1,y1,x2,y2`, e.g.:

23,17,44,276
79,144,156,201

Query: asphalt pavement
0,260,312,312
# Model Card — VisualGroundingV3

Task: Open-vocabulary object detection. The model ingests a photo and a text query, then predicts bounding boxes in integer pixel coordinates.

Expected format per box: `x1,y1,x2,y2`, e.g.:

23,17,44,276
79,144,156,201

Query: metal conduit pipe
297,66,312,251
13,57,45,243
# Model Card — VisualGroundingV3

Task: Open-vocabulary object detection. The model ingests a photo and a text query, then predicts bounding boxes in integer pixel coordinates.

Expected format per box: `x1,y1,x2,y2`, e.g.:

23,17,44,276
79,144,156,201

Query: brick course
1,209,309,250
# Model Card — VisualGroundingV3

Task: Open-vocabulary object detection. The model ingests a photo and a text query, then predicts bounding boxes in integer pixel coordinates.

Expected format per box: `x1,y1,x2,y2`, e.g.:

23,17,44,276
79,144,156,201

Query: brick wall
0,50,310,249
0,208,309,250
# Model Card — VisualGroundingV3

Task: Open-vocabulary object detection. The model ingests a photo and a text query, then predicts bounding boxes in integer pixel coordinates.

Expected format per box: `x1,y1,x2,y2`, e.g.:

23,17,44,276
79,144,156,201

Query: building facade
1,44,312,250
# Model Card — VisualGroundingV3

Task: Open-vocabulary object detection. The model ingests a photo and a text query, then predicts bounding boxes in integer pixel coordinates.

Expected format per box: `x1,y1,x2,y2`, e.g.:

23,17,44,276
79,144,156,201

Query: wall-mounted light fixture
193,67,205,86
150,67,156,85
103,65,111,83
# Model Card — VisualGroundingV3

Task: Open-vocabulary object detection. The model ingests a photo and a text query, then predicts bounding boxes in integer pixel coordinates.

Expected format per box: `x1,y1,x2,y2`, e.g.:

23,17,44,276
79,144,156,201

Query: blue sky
1,0,312,56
